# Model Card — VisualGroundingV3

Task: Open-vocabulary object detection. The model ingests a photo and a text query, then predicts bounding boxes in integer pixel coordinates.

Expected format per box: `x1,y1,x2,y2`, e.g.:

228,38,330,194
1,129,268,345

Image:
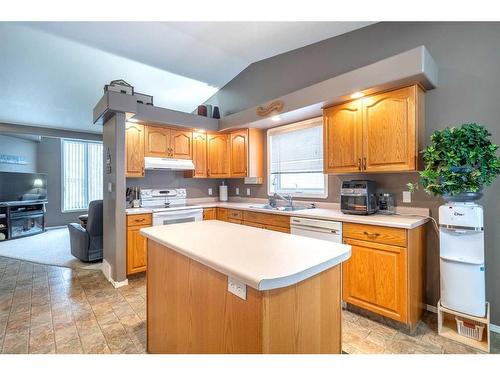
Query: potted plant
413,123,500,202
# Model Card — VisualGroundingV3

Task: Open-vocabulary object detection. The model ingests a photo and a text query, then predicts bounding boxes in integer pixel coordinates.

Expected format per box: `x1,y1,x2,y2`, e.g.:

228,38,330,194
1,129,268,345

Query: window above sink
267,117,328,199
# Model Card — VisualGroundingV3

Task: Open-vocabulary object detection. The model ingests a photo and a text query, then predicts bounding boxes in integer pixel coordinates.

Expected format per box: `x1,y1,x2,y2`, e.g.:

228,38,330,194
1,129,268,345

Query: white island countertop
140,220,351,291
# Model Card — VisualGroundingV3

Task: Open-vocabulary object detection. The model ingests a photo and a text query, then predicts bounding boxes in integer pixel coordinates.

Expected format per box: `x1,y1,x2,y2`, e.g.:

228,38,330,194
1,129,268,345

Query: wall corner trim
101,259,129,288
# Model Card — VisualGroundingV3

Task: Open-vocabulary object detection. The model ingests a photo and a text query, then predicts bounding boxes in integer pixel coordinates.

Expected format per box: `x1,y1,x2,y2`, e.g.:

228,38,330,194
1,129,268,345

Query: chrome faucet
269,192,293,208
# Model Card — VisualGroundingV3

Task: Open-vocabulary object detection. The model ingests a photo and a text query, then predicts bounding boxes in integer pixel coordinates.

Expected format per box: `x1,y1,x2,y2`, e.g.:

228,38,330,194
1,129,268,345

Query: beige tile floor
0,256,146,354
0,255,498,354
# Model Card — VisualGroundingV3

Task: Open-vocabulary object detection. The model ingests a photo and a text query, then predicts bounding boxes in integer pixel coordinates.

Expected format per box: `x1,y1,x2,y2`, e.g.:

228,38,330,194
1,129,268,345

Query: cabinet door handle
363,157,367,170
363,231,380,237
357,158,361,171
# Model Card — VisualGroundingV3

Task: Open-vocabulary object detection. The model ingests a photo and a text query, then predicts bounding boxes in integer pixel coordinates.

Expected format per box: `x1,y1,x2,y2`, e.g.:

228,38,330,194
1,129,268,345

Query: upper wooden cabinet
323,85,424,174
230,130,248,177
207,133,230,178
323,101,363,173
145,125,170,157
229,128,264,180
170,129,193,159
185,131,208,178
125,123,145,178
145,125,192,159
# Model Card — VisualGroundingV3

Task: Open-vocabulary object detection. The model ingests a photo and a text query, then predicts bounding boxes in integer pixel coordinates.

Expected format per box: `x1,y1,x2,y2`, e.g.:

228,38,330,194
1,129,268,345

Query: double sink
248,204,315,212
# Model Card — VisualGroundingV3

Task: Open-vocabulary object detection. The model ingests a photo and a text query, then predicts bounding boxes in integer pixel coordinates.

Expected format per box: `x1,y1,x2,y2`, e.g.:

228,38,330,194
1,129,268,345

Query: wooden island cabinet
142,221,349,354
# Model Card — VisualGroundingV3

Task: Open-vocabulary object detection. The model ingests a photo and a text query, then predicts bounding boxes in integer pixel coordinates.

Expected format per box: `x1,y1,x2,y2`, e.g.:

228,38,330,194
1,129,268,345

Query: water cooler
439,203,485,317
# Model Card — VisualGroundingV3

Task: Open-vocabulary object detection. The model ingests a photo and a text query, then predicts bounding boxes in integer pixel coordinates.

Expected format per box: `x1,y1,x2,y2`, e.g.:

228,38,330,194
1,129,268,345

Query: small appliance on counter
126,186,141,208
219,182,228,202
340,180,378,215
378,193,395,214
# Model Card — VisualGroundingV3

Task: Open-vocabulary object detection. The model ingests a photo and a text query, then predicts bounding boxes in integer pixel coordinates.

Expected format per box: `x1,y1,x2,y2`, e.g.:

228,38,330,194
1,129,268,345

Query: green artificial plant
417,123,500,197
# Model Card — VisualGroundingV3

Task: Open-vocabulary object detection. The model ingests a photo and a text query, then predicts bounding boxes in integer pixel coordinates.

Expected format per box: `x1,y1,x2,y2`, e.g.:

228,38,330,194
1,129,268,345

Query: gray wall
0,134,38,173
127,171,223,199
214,22,500,324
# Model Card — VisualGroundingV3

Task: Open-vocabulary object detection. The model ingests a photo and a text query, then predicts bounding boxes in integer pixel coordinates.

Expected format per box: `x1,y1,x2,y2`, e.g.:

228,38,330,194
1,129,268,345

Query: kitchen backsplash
126,170,223,199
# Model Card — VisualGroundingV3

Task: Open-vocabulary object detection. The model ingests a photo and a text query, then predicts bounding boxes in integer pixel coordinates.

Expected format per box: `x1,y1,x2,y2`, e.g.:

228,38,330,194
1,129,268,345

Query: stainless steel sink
248,204,314,212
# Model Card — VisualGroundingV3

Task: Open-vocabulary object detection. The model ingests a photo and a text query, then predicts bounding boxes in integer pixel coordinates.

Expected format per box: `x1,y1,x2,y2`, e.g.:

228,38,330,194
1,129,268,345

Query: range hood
144,157,195,171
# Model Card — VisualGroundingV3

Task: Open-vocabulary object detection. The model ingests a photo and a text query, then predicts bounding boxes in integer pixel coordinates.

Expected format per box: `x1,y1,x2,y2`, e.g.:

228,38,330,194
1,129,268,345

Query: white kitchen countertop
140,220,351,291
127,200,429,229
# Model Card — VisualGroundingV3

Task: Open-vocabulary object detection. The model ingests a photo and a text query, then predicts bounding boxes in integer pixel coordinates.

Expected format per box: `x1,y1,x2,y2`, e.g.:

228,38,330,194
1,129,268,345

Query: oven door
153,208,203,226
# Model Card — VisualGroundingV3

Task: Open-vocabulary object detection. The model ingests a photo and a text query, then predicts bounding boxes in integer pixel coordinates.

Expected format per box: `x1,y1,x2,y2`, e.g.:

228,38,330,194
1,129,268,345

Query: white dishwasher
290,217,342,243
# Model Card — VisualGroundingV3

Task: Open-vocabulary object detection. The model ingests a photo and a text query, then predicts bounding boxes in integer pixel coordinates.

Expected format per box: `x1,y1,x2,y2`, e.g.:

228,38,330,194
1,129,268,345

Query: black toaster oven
340,180,378,215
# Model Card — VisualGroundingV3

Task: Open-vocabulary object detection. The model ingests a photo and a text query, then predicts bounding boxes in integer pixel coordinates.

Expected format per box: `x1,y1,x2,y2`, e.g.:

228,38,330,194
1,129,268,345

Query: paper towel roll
219,184,228,202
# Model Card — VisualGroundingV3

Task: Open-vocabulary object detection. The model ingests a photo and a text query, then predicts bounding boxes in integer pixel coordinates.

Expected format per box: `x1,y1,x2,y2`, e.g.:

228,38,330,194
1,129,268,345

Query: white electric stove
140,188,203,225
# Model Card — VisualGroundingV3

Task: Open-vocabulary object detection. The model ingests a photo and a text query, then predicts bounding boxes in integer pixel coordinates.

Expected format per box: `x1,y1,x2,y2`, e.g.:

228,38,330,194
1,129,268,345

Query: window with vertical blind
62,139,103,212
267,117,327,198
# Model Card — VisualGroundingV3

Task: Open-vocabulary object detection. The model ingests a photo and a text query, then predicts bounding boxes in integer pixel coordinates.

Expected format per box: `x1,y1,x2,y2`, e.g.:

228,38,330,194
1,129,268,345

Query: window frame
267,117,328,199
61,138,103,213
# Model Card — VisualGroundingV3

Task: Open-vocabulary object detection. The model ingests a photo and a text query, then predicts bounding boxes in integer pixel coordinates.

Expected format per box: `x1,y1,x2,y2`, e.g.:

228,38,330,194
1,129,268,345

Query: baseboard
101,259,128,288
426,304,438,313
490,324,500,333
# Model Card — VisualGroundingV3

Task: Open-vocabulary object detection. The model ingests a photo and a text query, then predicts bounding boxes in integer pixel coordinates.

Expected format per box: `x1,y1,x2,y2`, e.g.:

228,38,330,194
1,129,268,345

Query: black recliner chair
68,200,103,262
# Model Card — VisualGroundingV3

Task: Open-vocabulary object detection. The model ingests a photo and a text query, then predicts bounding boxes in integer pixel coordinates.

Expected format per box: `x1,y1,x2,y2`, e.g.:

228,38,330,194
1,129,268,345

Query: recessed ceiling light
271,115,281,122
128,118,139,123
350,91,365,99
195,128,206,133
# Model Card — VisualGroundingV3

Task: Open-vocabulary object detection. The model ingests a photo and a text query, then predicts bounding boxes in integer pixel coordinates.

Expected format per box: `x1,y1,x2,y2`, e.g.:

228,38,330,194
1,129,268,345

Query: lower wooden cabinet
342,238,407,323
126,214,152,275
214,208,290,233
202,208,216,220
216,208,228,221
342,222,425,331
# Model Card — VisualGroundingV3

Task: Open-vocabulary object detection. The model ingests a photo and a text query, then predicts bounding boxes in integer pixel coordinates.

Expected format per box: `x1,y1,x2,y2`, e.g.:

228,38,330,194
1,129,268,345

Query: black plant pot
443,190,483,202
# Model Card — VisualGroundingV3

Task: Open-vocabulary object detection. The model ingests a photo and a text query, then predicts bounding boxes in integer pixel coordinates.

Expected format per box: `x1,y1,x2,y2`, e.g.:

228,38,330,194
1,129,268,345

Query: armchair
68,200,103,262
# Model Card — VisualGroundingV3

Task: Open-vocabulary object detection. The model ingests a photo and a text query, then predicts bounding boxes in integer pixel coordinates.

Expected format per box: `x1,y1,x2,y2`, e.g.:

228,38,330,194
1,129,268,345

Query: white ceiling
0,22,372,133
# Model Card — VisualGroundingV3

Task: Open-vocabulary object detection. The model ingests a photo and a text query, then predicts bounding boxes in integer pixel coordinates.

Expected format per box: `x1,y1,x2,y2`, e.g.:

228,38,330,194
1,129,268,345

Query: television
0,172,48,203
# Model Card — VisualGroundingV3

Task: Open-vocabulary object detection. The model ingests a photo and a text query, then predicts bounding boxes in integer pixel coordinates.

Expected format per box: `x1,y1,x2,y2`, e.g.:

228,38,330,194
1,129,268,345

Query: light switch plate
208,188,213,196
246,188,251,196
228,277,246,300
235,187,239,195
403,191,411,203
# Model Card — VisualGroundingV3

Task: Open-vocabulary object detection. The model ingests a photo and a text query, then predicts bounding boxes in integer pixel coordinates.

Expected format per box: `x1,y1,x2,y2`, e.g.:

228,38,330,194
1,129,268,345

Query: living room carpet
0,227,101,269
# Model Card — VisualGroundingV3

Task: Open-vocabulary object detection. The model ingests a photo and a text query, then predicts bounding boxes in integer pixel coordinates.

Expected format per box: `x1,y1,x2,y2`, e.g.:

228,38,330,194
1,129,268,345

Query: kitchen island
140,220,351,354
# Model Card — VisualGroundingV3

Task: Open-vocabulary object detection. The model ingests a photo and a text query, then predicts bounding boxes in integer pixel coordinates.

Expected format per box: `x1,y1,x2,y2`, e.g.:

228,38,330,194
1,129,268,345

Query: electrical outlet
403,191,411,203
208,188,213,196
246,188,251,196
235,187,240,195
228,278,246,300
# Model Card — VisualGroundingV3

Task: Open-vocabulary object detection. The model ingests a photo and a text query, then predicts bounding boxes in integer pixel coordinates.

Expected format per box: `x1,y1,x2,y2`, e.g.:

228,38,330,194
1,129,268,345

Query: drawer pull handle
135,218,145,222
363,231,380,237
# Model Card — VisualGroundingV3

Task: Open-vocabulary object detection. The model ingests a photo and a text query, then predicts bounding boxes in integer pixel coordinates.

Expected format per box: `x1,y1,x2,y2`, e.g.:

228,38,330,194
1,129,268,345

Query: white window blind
268,118,327,198
62,139,103,212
